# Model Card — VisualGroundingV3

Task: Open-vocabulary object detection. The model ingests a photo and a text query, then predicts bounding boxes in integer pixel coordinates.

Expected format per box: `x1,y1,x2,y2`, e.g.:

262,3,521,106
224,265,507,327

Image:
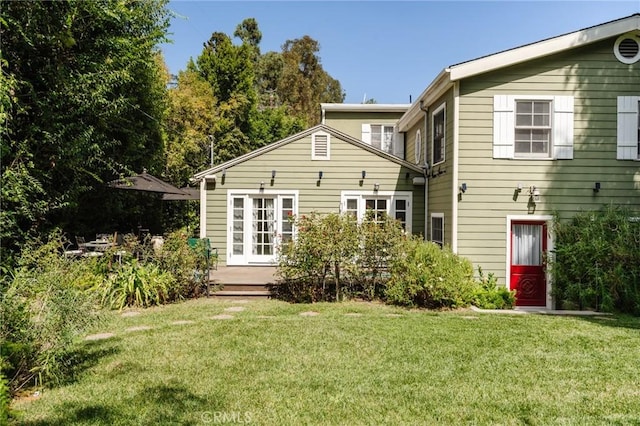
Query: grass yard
10,298,640,425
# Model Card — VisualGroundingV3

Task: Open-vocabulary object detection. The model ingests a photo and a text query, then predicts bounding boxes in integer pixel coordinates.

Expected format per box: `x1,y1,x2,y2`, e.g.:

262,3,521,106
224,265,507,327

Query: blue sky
161,1,640,104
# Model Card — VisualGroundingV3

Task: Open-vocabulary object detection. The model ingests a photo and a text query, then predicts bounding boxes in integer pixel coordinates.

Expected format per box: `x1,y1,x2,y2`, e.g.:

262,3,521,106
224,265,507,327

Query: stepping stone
125,326,152,332
461,316,479,320
299,311,320,317
257,315,275,319
121,311,141,317
85,332,115,341
224,306,246,312
172,320,195,325
344,313,363,317
229,299,251,304
210,314,234,320
385,313,403,318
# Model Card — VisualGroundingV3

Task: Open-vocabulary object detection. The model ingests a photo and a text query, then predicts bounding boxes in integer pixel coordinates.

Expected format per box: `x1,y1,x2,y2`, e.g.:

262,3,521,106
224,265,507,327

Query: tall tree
0,0,170,254
278,35,345,126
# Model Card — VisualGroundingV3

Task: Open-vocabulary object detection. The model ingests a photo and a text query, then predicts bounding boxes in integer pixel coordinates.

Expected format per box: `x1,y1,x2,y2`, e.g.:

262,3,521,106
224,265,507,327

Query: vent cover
614,33,640,64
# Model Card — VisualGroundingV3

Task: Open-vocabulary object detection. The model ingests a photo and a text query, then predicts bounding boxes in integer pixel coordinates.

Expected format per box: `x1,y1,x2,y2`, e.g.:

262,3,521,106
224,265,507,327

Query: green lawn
11,299,640,425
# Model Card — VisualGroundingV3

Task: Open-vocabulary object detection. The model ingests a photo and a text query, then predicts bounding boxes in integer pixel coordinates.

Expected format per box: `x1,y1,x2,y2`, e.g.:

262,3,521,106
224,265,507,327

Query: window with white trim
617,96,640,160
432,105,445,165
341,192,412,231
312,132,330,160
493,95,574,160
431,213,444,247
361,124,405,158
515,100,551,157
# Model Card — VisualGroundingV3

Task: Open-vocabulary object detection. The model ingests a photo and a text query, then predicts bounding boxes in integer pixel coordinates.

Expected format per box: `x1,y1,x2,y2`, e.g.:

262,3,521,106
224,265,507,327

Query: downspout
419,100,429,240
199,178,207,238
452,81,460,253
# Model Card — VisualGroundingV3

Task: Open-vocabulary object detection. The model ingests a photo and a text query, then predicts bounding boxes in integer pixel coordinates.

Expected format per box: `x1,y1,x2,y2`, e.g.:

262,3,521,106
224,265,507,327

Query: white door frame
505,215,554,309
226,190,298,266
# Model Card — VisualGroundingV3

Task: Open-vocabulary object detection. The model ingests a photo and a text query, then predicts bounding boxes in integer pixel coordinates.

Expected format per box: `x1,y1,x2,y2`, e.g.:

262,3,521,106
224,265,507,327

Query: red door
510,221,547,306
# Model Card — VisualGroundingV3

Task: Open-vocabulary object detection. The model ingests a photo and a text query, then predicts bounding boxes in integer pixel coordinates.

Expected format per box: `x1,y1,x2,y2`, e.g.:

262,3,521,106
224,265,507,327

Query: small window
515,100,551,157
432,105,445,165
341,192,412,231
431,213,444,247
415,129,422,164
371,125,395,154
312,132,330,160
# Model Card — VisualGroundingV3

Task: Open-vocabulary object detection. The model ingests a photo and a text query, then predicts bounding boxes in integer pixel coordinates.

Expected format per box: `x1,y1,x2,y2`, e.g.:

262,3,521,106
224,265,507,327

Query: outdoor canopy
107,170,195,197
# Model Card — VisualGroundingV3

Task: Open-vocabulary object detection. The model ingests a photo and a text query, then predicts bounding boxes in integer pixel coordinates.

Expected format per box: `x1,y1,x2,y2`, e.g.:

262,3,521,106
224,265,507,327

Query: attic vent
312,132,330,160
614,33,640,64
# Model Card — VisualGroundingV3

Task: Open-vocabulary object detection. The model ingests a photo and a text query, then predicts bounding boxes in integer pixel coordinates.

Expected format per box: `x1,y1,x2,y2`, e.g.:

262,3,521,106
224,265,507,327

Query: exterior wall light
593,182,601,193
460,183,467,193
374,183,380,192
362,170,366,179
530,186,541,203
271,170,276,179
318,171,323,180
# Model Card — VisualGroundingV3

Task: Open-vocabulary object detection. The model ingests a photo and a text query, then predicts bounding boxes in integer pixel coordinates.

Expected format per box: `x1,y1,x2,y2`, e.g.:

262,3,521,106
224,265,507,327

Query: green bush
0,232,101,393
276,212,360,302
385,240,476,309
551,206,640,314
471,267,516,309
0,369,9,424
100,260,176,309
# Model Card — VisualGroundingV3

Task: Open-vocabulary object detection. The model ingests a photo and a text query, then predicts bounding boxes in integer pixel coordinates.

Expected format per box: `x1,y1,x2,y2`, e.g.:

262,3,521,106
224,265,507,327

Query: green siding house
194,15,640,308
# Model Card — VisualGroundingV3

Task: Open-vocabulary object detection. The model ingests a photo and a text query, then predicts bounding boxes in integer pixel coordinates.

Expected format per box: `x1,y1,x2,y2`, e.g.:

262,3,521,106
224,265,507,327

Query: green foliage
0,232,102,392
1,0,171,256
0,369,9,423
154,230,210,299
551,206,640,314
100,260,175,309
471,267,516,309
386,240,477,309
276,212,413,302
276,212,360,302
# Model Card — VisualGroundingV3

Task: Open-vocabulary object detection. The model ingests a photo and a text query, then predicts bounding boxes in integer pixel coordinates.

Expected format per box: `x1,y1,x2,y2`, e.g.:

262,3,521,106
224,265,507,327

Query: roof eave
397,69,452,132
449,14,640,81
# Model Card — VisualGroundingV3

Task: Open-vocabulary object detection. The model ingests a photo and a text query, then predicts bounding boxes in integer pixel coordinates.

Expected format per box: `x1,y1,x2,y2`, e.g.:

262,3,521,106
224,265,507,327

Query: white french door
228,191,296,265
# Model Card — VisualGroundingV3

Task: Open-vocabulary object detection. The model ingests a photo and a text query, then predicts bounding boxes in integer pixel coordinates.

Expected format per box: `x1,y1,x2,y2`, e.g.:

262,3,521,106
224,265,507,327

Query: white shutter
617,96,639,160
493,95,514,158
553,96,574,159
361,123,371,144
393,127,404,159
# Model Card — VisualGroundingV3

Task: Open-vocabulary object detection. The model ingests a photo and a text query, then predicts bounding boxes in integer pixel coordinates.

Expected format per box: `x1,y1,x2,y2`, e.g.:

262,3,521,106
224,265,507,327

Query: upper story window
371,125,394,153
312,131,330,160
432,104,445,165
493,95,574,160
515,100,551,157
616,96,640,160
361,124,405,159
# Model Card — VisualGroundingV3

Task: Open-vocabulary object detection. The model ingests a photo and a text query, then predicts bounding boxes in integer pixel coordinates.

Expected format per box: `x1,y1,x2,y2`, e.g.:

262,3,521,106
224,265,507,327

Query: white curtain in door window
265,199,274,253
512,224,542,265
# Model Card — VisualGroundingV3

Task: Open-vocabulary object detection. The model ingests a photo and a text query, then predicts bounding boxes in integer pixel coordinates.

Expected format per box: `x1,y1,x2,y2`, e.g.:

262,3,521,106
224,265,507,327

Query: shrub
0,231,101,393
0,369,9,424
385,240,476,309
471,267,516,309
551,206,640,314
99,260,176,309
276,212,360,302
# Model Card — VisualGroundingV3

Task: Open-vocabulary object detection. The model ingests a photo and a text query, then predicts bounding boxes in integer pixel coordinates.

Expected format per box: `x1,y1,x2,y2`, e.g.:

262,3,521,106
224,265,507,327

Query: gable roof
398,13,640,131
192,124,424,180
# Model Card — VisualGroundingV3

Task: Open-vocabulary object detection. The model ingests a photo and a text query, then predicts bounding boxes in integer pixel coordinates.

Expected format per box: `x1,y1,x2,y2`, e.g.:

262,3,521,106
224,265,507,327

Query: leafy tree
0,0,171,256
278,35,345,126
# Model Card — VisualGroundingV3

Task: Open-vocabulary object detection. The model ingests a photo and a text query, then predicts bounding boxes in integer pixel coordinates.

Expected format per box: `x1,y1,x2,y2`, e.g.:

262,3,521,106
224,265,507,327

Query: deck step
213,290,272,298
217,283,271,292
